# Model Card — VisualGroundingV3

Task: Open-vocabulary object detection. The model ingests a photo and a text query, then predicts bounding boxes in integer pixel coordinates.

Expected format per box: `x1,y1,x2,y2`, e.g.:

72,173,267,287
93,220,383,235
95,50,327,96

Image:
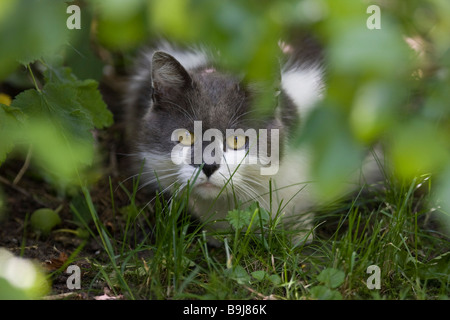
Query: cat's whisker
227,96,247,128
138,172,180,191
236,179,269,207
115,171,157,192
186,96,201,121
161,99,196,122
139,180,181,217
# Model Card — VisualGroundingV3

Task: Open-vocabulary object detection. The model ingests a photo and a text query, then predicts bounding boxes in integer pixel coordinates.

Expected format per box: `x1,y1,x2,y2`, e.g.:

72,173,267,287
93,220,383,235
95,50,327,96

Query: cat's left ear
151,51,193,100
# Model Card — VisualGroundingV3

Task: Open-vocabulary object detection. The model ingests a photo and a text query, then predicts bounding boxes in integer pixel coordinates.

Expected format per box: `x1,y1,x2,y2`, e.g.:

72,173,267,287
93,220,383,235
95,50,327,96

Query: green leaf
317,268,345,289
10,83,95,185
0,104,25,164
310,285,343,300
268,274,282,285
44,65,113,129
389,119,450,179
0,0,69,70
248,202,270,227
298,106,364,201
228,265,251,285
13,83,93,148
226,209,251,230
418,252,450,280
75,79,113,129
6,64,113,186
0,248,51,299
251,270,266,281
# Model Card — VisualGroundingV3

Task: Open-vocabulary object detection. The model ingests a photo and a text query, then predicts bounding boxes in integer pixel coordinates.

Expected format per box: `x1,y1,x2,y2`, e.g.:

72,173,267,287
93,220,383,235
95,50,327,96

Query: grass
69,170,449,300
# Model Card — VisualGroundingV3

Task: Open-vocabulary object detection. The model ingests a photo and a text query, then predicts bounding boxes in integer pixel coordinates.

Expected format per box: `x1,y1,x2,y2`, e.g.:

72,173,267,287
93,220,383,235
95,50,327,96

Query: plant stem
27,64,41,93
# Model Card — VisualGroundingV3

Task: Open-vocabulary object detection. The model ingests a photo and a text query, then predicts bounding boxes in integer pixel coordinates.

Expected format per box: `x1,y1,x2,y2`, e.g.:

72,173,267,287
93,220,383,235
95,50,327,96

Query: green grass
72,172,449,300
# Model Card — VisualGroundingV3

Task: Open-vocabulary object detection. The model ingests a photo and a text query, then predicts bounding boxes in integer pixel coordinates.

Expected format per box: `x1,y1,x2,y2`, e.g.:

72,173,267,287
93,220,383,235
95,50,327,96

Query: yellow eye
226,135,246,150
173,129,195,146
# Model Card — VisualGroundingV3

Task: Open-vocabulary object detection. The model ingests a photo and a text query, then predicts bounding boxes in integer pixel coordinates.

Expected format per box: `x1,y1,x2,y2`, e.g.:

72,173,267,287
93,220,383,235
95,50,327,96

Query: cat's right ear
151,51,193,101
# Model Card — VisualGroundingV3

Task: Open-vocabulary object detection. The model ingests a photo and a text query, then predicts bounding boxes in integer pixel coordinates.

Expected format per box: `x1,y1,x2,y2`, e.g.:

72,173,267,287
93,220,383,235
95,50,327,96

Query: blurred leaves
0,1,113,190
5,65,112,187
0,0,69,78
0,248,51,299
0,0,450,233
0,104,24,164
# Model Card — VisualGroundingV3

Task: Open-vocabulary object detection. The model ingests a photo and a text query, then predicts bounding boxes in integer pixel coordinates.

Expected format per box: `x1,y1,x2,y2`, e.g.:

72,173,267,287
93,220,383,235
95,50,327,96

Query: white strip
281,64,324,117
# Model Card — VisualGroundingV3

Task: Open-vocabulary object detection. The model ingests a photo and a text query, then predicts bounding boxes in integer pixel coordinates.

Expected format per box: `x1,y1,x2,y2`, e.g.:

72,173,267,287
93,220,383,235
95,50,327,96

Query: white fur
139,135,316,244
155,41,209,71
133,45,326,246
281,63,325,118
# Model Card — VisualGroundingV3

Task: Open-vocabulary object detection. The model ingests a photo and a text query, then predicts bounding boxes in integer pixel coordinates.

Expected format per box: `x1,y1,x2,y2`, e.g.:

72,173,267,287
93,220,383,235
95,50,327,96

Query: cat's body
124,40,356,244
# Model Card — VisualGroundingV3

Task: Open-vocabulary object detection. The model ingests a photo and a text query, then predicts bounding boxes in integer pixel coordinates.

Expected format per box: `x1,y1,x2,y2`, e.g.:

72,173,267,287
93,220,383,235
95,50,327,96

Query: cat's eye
226,135,247,150
173,129,195,146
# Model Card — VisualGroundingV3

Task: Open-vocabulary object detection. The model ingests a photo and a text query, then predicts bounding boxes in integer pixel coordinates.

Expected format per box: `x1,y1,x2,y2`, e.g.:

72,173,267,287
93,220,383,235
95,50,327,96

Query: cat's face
135,52,283,201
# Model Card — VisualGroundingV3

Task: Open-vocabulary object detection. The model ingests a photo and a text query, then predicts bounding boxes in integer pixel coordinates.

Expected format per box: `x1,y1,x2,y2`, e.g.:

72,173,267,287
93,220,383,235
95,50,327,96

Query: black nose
202,164,219,178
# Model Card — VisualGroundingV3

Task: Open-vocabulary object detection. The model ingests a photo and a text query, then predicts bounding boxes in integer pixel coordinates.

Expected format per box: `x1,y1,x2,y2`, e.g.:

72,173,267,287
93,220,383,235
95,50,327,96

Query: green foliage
0,0,449,300
227,204,270,232
0,0,113,190
0,104,24,164
0,248,51,299
4,69,112,187
309,268,345,300
1,1,449,227
30,207,62,236
0,0,69,77
316,268,346,289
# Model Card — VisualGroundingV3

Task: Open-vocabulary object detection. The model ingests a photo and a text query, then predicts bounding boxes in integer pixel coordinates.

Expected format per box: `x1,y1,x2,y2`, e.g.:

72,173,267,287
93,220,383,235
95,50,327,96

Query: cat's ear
151,51,192,99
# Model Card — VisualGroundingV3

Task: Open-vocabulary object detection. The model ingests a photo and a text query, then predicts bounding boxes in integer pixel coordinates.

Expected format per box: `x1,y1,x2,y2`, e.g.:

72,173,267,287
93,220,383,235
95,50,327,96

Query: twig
243,285,277,300
42,292,80,300
0,175,30,197
0,175,48,207
13,146,32,185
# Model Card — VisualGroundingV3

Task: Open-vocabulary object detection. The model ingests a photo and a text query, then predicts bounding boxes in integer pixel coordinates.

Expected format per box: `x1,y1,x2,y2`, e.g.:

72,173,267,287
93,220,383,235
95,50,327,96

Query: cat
124,39,376,245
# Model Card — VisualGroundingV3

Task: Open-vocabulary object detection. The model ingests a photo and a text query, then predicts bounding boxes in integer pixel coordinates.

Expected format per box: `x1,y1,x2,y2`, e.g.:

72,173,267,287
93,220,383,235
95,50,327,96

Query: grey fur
124,41,325,245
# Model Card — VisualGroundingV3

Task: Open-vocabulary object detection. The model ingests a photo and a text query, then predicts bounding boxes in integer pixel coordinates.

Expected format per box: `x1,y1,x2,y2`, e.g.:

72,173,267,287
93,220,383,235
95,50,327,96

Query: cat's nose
202,164,219,178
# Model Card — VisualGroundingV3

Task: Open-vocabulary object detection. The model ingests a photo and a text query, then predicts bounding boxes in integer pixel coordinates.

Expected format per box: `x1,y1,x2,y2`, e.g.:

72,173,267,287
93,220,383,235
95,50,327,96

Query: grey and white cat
124,40,368,245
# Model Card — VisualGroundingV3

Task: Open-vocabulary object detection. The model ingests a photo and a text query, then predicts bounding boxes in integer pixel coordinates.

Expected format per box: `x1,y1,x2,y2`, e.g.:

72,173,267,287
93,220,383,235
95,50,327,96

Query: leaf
268,274,282,285
310,285,342,300
94,287,124,300
251,270,266,281
317,268,345,289
43,252,69,271
248,202,270,227
6,64,113,186
0,0,69,69
75,79,113,129
226,209,251,230
0,104,25,164
297,106,364,201
418,252,450,280
44,65,113,129
10,84,95,185
229,265,251,285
